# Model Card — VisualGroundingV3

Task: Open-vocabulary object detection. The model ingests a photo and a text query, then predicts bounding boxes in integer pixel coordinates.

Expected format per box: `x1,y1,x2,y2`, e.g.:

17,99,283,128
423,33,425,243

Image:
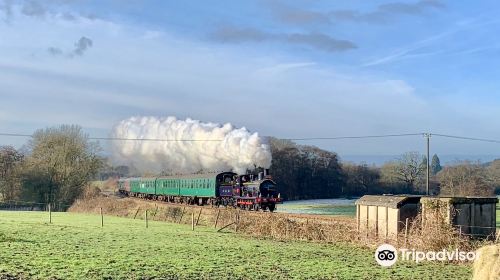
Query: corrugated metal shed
355,195,421,208
356,195,422,239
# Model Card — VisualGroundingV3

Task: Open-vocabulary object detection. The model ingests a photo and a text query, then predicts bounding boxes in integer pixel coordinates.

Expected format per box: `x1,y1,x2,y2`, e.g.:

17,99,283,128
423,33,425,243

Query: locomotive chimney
258,172,263,180
264,169,270,177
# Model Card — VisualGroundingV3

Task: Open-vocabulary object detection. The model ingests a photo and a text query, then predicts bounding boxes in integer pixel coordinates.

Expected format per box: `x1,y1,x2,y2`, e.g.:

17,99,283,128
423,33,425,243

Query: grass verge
0,211,471,280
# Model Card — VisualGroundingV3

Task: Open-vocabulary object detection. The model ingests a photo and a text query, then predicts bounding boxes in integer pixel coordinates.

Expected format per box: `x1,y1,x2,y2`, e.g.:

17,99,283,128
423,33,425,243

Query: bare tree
487,159,500,191
22,125,102,205
438,161,494,196
0,146,24,200
395,152,426,192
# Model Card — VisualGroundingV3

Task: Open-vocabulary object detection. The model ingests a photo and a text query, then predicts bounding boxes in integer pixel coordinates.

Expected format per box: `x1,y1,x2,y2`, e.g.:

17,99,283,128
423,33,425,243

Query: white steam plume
112,116,272,174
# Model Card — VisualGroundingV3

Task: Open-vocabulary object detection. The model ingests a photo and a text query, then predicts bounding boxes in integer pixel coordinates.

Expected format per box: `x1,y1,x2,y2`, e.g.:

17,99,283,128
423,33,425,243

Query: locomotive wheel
268,204,276,212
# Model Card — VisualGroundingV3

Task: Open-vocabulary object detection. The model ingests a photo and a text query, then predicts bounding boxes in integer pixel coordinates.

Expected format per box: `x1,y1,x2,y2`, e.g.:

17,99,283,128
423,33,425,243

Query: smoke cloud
112,116,272,174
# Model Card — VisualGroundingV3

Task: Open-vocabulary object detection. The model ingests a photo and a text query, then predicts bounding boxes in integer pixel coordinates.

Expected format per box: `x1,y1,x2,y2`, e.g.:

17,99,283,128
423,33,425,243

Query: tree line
268,138,499,199
0,125,498,206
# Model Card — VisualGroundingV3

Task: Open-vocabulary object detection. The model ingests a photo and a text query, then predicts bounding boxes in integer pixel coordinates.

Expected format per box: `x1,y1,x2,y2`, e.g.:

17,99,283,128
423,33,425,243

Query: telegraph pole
425,133,431,195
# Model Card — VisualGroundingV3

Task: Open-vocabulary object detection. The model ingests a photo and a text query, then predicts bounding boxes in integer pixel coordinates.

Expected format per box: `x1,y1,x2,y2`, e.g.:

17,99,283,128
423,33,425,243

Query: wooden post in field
191,213,195,231
48,203,52,224
385,207,389,241
217,221,236,232
421,206,425,229
404,218,409,248
356,204,360,236
214,208,220,228
366,206,369,239
154,204,158,216
100,207,104,227
235,210,240,232
178,206,186,223
145,210,148,228
196,208,202,226
133,207,140,219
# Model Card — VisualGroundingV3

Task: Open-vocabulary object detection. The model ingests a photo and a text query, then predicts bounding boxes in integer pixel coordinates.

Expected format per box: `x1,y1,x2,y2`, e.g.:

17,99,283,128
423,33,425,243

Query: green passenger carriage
118,171,281,211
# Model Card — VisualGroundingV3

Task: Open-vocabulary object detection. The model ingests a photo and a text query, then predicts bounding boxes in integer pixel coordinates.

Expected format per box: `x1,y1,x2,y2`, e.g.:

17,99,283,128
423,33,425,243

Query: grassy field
277,199,357,216
0,211,471,280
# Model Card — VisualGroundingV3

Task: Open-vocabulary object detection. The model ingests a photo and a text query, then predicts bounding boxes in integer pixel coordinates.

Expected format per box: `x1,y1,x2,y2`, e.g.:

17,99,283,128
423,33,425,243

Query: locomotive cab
216,172,237,198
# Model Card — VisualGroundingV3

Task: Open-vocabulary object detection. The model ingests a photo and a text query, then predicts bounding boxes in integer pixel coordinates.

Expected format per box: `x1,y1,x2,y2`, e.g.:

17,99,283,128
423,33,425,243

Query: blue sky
0,0,499,158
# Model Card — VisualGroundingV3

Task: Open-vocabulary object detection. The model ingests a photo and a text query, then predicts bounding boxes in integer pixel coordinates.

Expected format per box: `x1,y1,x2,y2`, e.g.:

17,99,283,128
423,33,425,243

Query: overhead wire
1,132,500,144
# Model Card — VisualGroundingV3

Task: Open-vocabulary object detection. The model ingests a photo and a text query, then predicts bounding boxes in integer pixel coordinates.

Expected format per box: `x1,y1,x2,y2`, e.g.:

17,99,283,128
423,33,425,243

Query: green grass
0,211,471,280
277,199,357,216
278,204,356,216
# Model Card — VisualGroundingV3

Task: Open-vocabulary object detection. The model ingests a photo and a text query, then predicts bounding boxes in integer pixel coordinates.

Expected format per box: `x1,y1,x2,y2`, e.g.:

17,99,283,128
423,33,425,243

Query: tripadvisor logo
375,244,478,267
375,244,398,267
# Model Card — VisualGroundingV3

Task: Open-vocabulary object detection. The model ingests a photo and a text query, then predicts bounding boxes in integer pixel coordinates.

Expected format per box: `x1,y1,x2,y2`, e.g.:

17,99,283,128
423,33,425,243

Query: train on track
117,170,282,212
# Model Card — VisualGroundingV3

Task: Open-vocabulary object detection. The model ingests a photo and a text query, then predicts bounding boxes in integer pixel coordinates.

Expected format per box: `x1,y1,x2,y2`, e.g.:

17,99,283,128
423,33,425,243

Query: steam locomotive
117,170,282,212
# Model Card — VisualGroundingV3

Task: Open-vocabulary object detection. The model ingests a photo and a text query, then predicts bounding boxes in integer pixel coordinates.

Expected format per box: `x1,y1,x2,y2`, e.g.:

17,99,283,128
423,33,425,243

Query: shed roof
421,196,498,204
355,195,422,208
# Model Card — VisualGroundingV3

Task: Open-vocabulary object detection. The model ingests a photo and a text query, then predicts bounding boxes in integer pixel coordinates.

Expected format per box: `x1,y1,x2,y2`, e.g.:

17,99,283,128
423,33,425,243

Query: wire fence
0,199,280,231
0,200,72,212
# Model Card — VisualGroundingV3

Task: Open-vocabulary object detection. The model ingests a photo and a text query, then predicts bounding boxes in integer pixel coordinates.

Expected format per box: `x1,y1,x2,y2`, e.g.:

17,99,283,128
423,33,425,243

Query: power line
2,131,500,144
0,132,426,142
88,137,223,142
0,133,32,137
281,133,424,141
432,133,500,144
0,133,224,142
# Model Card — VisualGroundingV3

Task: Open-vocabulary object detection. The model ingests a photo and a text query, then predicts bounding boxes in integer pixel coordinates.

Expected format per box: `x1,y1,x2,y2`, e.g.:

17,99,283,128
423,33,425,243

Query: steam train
117,170,282,212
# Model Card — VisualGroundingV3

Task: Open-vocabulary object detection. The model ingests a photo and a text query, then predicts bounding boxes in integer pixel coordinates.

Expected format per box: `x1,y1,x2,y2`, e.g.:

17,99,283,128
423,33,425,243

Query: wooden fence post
100,207,104,227
356,204,360,238
133,207,140,219
191,213,195,231
48,203,52,224
214,208,220,228
235,210,240,232
404,218,409,248
217,222,236,232
178,206,186,223
196,208,202,226
153,204,158,216
145,210,148,228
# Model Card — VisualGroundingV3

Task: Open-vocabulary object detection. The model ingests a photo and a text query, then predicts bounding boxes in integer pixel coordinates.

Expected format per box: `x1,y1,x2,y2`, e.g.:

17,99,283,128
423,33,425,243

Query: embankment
69,196,358,243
